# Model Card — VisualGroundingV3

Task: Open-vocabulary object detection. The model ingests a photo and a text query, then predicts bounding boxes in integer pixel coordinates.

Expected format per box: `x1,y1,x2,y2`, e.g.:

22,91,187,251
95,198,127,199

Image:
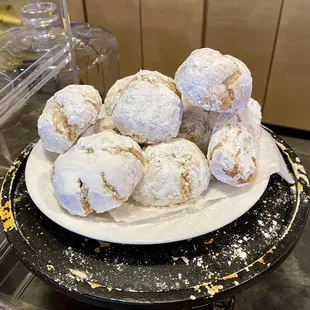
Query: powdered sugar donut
53,131,144,216
108,70,183,144
178,96,218,153
207,98,261,186
132,138,210,206
38,85,102,153
175,48,252,113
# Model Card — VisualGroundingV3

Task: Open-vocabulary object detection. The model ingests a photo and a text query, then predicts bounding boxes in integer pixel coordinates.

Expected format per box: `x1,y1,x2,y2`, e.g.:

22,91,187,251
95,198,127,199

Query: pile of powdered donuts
37,48,261,217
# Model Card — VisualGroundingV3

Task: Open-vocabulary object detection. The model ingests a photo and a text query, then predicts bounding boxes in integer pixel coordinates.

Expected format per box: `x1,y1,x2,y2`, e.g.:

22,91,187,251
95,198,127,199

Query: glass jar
0,1,119,96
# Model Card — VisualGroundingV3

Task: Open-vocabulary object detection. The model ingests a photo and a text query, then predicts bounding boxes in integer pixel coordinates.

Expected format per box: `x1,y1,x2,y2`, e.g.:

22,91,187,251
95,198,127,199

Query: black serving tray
0,127,309,309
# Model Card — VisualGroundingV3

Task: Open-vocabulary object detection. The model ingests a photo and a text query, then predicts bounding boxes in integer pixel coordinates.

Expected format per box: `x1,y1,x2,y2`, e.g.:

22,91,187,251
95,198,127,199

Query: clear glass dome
0,1,119,97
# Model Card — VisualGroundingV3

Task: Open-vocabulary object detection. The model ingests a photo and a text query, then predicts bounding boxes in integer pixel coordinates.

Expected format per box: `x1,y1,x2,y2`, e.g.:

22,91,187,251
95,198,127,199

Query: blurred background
1,0,308,132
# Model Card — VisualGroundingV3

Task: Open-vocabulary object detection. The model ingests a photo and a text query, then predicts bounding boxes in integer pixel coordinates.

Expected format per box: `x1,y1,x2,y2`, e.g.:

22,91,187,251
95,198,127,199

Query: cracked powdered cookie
207,98,261,186
106,70,183,144
132,138,211,206
175,48,252,113
178,96,218,153
52,130,144,216
38,85,102,154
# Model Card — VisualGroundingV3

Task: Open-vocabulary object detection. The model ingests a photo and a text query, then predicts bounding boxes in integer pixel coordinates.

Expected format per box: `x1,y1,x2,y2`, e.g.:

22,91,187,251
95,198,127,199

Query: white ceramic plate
25,140,269,245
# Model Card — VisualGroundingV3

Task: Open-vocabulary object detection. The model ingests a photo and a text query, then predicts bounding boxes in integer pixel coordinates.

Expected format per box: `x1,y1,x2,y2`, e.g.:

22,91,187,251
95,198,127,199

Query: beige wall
71,0,309,131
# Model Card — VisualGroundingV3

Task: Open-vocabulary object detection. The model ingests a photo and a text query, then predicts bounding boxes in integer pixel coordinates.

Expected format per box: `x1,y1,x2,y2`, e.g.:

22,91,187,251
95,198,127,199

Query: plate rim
24,140,269,245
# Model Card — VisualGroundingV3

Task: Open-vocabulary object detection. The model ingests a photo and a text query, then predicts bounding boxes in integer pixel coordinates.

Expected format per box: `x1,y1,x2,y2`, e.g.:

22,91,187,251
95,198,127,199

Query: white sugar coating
38,85,102,154
175,48,252,113
109,70,183,144
178,96,218,153
82,104,117,137
105,75,134,116
53,130,144,216
207,98,261,186
132,138,211,206
225,55,253,113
